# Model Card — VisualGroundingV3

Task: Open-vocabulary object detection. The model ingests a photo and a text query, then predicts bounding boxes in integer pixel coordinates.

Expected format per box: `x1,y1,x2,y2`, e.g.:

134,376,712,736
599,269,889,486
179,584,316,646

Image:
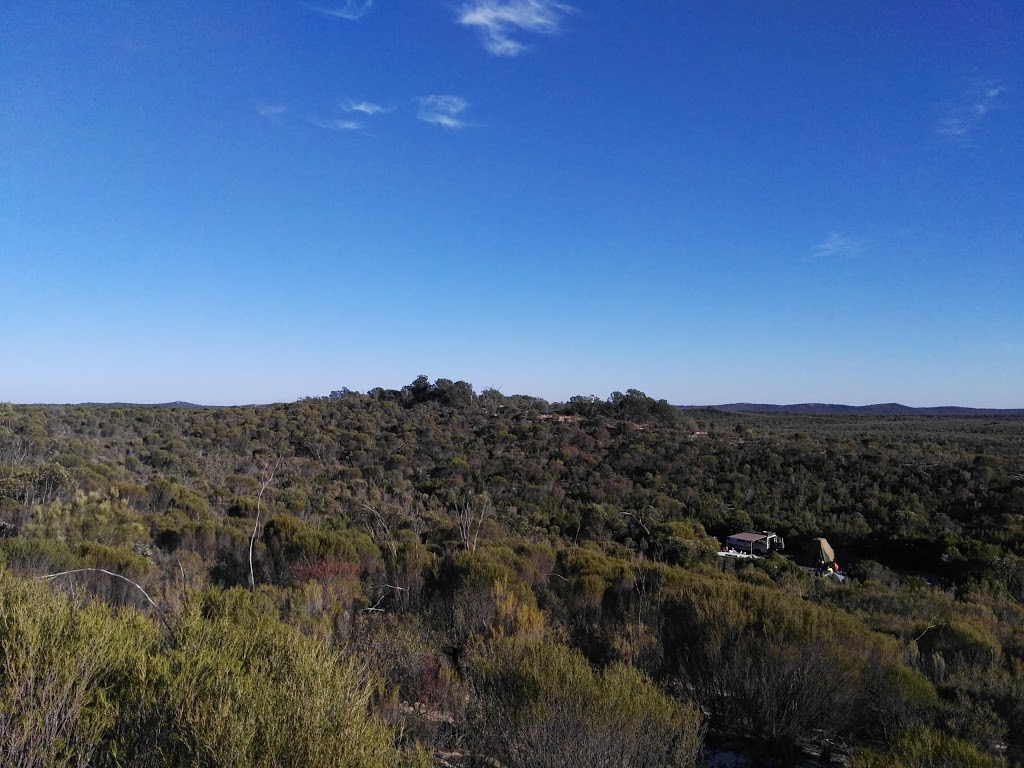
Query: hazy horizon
5,383,1022,411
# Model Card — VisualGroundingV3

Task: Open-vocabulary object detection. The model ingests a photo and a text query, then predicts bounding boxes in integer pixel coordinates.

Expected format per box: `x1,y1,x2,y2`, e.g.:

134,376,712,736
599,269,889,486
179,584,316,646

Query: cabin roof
726,532,770,542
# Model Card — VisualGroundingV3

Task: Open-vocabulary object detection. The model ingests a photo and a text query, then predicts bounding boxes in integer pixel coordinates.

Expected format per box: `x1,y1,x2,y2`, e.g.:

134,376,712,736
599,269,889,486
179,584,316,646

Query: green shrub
0,537,78,575
648,520,719,568
853,726,1004,768
0,572,154,768
662,574,914,753
78,541,152,577
862,658,938,741
0,574,429,768
917,620,1002,671
468,637,704,768
146,588,418,768
262,514,364,580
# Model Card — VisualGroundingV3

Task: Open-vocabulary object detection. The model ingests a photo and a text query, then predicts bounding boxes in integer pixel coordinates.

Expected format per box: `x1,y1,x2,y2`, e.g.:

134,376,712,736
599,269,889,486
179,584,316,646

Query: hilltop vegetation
1,379,1023,766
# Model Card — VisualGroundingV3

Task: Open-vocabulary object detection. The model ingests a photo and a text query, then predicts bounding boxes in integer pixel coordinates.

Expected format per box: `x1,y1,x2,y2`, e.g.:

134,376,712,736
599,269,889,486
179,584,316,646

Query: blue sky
2,1,1022,406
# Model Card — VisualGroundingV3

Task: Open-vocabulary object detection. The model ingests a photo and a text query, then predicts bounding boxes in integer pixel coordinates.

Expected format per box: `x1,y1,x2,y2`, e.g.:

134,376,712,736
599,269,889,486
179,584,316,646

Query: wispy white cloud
307,0,374,21
310,117,363,131
811,232,866,259
457,0,573,57
417,95,471,130
343,101,393,115
937,81,1005,146
257,103,288,122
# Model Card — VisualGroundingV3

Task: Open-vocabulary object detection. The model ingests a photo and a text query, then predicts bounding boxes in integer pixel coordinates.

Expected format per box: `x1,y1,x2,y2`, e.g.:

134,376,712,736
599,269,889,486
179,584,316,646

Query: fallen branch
363,593,388,613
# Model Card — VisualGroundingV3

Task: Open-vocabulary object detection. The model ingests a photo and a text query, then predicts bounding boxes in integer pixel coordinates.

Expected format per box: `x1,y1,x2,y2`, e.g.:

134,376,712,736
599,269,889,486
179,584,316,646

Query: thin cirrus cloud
457,0,573,57
811,232,866,259
417,95,471,129
937,81,1005,146
310,117,362,131
344,101,393,115
306,0,375,21
256,103,288,121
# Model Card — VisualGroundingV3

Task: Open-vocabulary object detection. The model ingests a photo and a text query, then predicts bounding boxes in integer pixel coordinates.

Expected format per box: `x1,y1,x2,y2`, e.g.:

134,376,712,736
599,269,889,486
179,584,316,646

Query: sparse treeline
0,381,1022,766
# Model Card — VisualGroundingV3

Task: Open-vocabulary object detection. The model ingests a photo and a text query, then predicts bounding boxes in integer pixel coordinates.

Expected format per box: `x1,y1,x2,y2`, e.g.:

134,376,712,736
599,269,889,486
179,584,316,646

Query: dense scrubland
1,379,1023,767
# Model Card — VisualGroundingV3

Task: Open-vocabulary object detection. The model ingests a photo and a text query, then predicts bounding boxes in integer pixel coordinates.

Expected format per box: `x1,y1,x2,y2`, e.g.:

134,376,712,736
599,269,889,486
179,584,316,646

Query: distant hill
155,401,225,408
76,401,221,409
679,402,1024,416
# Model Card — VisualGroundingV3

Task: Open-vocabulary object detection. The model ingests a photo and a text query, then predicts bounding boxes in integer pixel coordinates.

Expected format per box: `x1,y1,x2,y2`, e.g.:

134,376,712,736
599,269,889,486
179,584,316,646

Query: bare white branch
454,495,492,553
911,622,945,645
38,568,174,636
363,593,388,613
249,457,281,591
621,510,651,536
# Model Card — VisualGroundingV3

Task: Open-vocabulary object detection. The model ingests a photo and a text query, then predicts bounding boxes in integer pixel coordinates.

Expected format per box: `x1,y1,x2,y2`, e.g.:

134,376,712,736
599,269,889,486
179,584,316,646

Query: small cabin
725,531,783,555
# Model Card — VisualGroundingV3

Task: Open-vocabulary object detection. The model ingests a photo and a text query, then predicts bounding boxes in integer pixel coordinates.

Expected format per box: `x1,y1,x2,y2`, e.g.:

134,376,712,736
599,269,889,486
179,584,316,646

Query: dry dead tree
248,457,281,591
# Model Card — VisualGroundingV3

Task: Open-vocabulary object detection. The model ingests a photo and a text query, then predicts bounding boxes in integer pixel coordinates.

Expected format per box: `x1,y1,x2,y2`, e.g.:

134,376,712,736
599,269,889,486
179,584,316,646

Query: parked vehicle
724,531,785,555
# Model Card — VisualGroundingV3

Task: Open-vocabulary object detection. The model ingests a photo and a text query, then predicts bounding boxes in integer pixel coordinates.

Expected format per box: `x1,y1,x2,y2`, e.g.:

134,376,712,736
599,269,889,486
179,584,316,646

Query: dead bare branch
249,457,281,591
454,496,492,553
38,568,175,637
620,510,650,536
363,593,388,613
911,623,945,645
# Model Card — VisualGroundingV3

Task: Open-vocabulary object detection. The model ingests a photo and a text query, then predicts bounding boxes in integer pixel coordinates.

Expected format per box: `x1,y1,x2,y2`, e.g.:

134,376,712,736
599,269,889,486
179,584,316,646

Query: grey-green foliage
0,463,73,506
469,637,705,768
853,726,1005,768
0,572,154,768
145,588,423,768
664,574,938,751
0,573,428,768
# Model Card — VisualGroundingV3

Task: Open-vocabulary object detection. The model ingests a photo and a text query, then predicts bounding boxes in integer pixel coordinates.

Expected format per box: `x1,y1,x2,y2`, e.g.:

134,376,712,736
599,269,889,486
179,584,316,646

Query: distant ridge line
21,399,1024,416
74,401,224,409
678,403,1024,416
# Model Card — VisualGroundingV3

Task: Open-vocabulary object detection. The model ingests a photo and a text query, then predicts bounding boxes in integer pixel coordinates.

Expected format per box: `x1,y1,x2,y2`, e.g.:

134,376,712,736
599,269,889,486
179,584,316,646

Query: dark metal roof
726,532,770,542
